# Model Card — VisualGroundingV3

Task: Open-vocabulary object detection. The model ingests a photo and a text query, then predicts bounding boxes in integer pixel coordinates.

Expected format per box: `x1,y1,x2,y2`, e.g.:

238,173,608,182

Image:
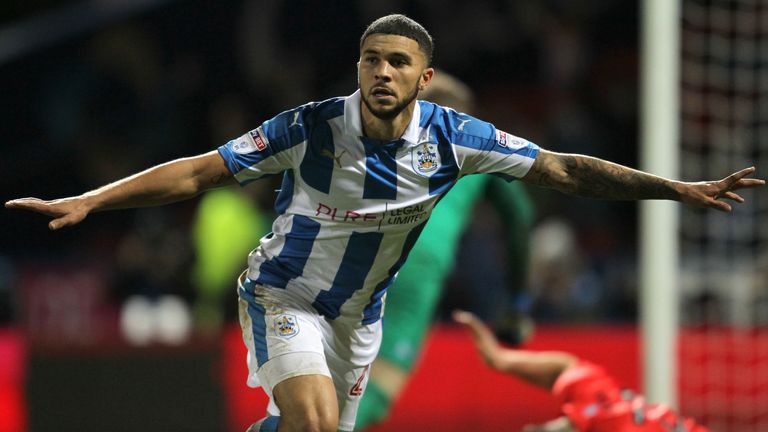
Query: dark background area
0,1,640,431
1,0,640,325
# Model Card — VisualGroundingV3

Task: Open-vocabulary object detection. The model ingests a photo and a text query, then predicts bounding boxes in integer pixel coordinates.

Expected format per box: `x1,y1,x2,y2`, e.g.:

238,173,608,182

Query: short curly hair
360,14,434,66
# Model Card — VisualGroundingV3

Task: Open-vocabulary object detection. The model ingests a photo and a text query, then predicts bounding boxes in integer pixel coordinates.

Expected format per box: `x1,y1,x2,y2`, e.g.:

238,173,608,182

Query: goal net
678,1,768,430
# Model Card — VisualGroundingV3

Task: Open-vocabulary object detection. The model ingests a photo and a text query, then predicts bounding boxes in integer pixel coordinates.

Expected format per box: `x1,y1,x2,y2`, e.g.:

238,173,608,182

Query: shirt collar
344,89,422,145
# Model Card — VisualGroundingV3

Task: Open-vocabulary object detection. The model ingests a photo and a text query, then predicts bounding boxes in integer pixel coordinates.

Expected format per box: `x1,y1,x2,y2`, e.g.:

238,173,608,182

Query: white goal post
642,1,768,430
640,0,680,409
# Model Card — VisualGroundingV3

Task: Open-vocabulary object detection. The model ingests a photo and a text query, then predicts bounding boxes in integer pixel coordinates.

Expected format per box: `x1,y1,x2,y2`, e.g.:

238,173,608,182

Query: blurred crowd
0,0,640,348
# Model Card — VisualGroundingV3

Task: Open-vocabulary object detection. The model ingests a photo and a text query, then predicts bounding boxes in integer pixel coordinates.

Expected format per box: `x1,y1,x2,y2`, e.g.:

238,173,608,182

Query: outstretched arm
5,150,234,230
453,310,576,390
522,150,765,212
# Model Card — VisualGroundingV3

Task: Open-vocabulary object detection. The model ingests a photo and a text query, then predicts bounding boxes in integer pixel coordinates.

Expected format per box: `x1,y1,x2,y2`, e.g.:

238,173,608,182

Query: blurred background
0,1,765,431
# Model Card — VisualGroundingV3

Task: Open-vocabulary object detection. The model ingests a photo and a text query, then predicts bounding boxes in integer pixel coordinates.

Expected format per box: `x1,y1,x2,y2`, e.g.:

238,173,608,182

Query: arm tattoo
528,152,679,201
571,156,678,200
209,171,230,186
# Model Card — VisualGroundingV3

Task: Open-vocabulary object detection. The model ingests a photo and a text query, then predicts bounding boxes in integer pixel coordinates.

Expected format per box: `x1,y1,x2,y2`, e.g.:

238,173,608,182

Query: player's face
358,34,433,120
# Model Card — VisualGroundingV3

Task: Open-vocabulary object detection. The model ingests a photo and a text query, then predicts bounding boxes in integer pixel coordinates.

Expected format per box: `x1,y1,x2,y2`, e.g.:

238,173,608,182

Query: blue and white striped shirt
218,90,539,324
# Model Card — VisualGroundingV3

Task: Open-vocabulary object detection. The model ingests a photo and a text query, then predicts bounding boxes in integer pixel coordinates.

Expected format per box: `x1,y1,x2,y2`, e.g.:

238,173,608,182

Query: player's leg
243,342,340,431
322,316,381,432
270,374,338,431
246,374,338,432
238,276,340,432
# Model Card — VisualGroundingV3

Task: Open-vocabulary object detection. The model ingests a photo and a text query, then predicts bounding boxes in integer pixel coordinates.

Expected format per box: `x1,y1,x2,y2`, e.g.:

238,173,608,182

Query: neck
360,101,414,141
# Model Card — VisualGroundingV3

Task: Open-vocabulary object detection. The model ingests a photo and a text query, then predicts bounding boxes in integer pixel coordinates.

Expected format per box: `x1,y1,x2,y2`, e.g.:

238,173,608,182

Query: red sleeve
552,361,621,406
553,363,710,432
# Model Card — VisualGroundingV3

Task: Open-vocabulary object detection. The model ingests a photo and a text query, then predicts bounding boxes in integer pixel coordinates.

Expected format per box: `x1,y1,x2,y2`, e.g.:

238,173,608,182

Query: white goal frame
640,0,680,408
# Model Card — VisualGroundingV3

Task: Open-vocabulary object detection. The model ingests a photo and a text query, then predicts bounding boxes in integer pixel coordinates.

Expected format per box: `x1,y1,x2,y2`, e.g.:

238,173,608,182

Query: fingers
705,167,764,211
452,310,474,325
5,198,55,215
723,166,756,185
723,167,765,189
50,210,87,230
452,310,484,333
734,178,766,189
453,309,498,351
5,197,42,209
6,197,85,229
49,217,69,231
709,198,732,212
720,191,744,203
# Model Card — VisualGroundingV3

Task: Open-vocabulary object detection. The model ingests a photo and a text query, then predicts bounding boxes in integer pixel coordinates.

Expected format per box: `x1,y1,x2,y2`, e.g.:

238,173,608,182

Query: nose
374,61,392,81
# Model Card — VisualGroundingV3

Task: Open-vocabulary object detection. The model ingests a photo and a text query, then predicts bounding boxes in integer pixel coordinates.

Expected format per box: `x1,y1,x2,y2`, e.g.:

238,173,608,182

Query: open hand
5,196,91,230
678,166,765,212
453,310,500,364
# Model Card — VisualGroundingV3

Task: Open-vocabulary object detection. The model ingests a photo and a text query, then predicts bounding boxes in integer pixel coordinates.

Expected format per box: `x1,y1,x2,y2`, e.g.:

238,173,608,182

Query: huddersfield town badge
274,314,299,339
412,143,440,177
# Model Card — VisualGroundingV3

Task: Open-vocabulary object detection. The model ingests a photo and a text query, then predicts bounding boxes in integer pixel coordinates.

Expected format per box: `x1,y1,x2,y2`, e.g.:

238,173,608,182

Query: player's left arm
522,149,765,212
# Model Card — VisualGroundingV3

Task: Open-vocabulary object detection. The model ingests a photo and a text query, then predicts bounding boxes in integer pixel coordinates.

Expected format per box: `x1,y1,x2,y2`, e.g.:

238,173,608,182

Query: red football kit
552,361,709,432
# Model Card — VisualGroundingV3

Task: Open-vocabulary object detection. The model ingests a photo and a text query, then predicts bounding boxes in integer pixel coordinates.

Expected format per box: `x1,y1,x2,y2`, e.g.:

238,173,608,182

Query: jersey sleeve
553,361,633,432
218,106,309,186
552,361,619,406
449,114,539,180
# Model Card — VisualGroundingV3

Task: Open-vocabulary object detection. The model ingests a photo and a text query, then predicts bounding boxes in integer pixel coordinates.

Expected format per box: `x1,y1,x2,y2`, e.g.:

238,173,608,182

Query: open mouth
371,87,395,100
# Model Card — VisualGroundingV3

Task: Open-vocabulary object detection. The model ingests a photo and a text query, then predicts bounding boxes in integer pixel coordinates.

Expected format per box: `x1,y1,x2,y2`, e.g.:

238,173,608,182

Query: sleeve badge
232,128,268,154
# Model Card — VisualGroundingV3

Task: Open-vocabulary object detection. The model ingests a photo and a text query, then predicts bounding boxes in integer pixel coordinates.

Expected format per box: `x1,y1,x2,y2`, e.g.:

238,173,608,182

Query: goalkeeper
454,310,709,432
355,70,535,429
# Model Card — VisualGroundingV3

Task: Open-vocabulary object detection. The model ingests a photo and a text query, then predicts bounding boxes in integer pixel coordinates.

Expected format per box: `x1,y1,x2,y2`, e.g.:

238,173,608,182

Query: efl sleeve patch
495,129,528,150
232,127,269,154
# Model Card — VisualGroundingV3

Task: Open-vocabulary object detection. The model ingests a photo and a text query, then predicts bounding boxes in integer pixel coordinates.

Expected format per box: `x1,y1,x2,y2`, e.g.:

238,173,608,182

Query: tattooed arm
522,149,765,212
5,150,235,230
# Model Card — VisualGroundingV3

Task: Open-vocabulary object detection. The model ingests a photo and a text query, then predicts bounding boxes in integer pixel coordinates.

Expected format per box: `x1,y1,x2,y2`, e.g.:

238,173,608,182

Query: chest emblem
412,143,441,177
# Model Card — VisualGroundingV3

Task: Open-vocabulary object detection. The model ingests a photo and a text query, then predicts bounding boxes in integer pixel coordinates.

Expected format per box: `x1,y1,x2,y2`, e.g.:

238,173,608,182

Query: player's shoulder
306,96,347,120
417,100,495,143
271,96,346,127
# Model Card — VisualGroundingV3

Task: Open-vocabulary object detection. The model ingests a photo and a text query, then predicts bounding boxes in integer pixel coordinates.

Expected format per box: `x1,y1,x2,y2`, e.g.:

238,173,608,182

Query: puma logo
289,111,301,127
457,118,471,131
320,148,346,168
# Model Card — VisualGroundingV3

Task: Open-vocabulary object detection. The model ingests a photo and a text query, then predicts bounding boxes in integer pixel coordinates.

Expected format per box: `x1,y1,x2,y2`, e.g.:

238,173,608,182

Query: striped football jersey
218,90,539,325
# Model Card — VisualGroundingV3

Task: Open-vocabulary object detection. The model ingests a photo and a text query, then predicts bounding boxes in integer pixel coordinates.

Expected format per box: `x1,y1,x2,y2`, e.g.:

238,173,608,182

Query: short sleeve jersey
218,90,539,325
553,361,710,432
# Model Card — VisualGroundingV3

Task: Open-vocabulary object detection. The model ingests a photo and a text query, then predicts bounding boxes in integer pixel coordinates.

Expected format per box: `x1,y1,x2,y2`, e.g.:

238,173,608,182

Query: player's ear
419,68,434,92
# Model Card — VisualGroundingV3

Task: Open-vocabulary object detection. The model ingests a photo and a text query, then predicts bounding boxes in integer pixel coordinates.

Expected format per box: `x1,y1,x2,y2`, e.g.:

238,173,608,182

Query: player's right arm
5,150,234,230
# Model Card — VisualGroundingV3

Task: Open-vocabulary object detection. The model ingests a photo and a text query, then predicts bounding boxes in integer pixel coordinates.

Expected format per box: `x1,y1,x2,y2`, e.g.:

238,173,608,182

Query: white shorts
237,276,382,431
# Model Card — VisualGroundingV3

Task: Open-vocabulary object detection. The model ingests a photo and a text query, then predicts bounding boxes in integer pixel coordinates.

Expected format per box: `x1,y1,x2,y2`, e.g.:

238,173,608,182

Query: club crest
412,143,440,177
274,314,299,338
